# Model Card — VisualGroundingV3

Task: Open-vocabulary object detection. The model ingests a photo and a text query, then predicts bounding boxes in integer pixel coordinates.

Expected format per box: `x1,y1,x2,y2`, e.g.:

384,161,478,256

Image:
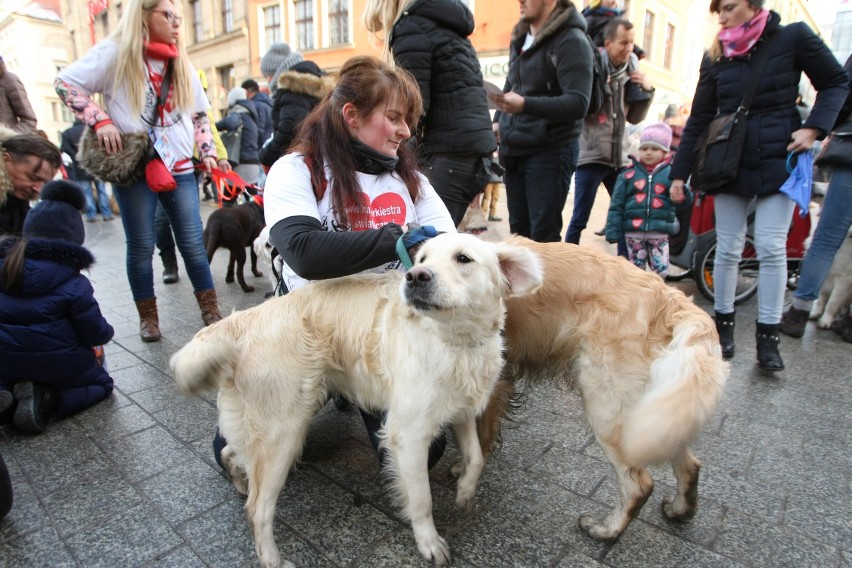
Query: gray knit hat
260,43,304,78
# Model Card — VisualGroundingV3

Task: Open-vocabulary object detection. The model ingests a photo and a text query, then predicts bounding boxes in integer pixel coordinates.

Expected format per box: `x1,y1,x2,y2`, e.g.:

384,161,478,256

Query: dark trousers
503,142,578,243
565,162,627,257
421,153,490,227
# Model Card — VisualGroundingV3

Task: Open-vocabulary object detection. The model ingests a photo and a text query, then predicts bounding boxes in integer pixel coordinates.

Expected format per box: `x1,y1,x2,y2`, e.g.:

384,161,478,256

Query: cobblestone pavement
1,190,850,567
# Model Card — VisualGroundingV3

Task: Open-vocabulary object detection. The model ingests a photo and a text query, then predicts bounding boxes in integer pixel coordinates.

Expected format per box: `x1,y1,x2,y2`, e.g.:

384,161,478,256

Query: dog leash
194,165,262,206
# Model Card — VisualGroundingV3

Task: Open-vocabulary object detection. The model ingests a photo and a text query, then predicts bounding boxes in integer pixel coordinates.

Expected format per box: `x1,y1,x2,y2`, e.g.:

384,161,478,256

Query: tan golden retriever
170,233,543,568
477,237,729,541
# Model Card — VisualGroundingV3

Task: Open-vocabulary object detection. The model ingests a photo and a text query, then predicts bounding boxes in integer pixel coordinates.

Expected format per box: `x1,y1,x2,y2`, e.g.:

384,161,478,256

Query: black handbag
694,35,779,193
814,120,852,168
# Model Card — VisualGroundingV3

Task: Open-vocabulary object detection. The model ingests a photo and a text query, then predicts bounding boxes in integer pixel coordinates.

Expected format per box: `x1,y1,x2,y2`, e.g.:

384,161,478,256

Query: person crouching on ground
605,122,691,278
0,180,115,433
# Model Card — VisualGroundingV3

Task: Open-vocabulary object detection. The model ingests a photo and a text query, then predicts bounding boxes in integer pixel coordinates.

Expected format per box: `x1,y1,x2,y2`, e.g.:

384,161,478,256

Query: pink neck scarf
718,9,770,58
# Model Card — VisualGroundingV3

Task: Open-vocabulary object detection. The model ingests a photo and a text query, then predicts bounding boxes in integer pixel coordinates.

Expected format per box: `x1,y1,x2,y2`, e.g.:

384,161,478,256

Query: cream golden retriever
477,237,729,541
170,233,543,568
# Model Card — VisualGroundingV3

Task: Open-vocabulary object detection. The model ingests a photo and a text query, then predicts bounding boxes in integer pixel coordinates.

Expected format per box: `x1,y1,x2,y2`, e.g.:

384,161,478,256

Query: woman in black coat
258,61,333,169
363,0,497,226
670,0,848,372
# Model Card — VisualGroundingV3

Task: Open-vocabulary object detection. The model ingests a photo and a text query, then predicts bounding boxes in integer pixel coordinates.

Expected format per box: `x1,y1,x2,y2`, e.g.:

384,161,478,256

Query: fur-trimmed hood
276,69,335,100
0,125,19,208
510,0,585,45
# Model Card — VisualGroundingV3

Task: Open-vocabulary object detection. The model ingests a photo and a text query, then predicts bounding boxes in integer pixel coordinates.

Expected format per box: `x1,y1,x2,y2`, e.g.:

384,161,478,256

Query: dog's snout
405,266,433,287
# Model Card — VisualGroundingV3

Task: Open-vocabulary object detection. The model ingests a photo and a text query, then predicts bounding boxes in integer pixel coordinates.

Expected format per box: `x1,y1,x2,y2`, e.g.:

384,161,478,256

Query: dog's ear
496,244,543,297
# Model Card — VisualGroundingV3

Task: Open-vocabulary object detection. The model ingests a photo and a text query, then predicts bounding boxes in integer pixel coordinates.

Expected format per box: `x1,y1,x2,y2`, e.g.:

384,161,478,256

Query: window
295,0,314,51
191,0,203,43
663,23,675,70
218,65,235,114
328,0,349,45
223,0,234,33
263,5,281,48
643,10,655,60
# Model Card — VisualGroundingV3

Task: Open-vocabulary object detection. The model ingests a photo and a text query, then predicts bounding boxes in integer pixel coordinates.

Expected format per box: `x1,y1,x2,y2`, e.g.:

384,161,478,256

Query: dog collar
396,236,414,270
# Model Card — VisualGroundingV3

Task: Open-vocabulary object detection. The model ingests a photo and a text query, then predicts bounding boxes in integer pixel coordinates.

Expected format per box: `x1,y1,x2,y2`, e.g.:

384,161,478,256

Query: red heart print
634,179,646,191
346,192,407,231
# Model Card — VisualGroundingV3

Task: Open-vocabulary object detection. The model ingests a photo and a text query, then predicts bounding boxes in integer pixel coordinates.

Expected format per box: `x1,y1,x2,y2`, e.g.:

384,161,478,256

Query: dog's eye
456,254,473,264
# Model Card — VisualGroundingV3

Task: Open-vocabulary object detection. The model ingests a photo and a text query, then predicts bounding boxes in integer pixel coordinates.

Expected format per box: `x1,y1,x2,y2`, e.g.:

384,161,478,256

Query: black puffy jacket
671,12,848,198
259,62,333,168
216,100,261,165
390,0,496,157
496,0,593,158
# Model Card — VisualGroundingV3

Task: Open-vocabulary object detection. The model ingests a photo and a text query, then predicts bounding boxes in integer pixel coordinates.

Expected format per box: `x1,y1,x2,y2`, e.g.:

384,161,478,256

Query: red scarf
144,42,178,115
718,9,769,58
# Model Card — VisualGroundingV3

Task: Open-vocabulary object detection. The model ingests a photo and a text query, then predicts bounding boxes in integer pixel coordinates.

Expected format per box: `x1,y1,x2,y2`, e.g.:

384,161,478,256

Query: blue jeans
504,142,578,242
564,163,627,257
714,192,794,323
112,173,213,301
79,179,112,220
794,166,852,303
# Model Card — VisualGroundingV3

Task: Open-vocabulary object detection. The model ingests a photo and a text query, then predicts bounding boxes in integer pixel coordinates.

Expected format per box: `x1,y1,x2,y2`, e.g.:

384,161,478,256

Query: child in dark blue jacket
605,122,693,278
0,180,114,433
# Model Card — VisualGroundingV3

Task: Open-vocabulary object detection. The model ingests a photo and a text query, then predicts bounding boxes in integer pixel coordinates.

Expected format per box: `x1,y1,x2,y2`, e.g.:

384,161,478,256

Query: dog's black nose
405,266,433,288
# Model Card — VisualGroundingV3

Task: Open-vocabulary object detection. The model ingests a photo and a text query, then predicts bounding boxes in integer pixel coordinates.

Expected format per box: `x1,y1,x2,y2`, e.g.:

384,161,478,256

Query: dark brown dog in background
203,200,265,292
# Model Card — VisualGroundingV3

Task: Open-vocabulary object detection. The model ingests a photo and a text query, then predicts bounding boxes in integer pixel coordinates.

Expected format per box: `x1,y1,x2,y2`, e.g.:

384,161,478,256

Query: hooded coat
0,238,114,418
671,12,849,198
216,99,261,165
496,0,593,157
259,62,334,168
389,0,496,157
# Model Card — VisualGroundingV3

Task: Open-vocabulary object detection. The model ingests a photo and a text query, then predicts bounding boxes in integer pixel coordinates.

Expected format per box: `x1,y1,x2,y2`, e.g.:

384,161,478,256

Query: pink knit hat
639,122,673,152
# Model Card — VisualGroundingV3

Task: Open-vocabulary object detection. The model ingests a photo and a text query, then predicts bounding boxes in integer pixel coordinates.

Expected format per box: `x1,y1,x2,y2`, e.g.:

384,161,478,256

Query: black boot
162,255,179,284
715,311,735,360
779,305,809,338
12,382,57,434
756,322,785,372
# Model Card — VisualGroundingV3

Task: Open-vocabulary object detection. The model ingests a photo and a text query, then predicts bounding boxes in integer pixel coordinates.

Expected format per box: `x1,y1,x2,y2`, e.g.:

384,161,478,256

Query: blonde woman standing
55,0,221,342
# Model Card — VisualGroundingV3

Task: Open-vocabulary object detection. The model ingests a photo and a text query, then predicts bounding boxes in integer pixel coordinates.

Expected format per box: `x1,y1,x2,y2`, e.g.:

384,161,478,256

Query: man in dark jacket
0,128,61,235
565,18,653,253
258,61,333,169
241,79,274,147
491,0,593,243
385,0,498,226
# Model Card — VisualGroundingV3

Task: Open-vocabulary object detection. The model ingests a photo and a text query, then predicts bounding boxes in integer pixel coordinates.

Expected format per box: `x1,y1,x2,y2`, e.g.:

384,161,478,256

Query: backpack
547,33,609,117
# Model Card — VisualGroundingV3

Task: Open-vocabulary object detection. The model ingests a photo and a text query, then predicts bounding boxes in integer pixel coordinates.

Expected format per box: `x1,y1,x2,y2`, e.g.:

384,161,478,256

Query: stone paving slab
1,193,850,567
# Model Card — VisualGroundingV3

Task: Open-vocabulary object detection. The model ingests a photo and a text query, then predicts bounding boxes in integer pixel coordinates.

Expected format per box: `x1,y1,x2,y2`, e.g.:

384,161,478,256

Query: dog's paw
417,535,451,566
817,316,834,329
226,275,235,283
455,491,476,516
252,269,263,277
578,515,621,541
661,496,696,522
448,461,464,479
241,285,256,293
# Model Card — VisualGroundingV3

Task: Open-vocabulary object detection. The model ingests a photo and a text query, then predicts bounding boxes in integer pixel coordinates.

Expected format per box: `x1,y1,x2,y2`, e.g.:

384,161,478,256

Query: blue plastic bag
780,151,812,218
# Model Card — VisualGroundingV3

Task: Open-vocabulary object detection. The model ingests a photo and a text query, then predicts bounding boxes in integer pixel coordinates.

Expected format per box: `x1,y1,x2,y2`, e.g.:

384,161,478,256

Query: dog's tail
622,319,728,465
170,325,240,394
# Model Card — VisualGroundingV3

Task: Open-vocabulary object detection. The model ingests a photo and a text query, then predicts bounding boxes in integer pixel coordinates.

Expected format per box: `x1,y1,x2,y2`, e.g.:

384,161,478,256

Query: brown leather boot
195,289,222,326
135,297,161,342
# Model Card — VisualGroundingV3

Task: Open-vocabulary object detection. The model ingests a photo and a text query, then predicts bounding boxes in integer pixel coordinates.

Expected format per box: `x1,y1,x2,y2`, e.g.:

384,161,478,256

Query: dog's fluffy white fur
810,236,852,328
170,233,543,567
477,237,729,541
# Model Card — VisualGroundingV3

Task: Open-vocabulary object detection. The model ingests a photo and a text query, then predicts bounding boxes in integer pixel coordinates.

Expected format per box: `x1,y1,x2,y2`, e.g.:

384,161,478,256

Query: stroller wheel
694,237,759,305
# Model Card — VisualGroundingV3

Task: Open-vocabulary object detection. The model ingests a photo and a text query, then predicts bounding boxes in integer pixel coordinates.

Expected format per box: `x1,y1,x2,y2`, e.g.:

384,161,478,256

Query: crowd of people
2,0,852,522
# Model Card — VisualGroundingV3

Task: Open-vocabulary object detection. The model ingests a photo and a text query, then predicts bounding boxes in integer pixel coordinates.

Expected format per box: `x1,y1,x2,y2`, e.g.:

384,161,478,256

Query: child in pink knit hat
604,122,692,278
